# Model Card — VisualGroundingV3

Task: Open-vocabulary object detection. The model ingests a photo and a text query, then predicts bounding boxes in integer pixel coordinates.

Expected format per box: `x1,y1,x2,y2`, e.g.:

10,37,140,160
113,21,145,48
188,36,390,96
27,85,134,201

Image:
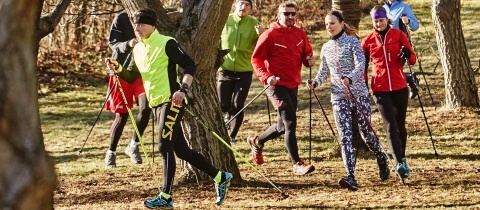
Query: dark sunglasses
281,12,296,17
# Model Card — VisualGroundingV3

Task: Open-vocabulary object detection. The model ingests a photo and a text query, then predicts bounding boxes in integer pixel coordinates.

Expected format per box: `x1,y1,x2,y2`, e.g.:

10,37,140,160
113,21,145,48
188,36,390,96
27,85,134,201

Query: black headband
133,15,156,26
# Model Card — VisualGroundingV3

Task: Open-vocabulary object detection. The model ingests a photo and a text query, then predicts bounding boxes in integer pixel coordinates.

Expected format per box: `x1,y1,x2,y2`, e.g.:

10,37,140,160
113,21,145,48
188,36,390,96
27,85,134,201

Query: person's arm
251,32,273,85
105,58,141,83
312,46,329,87
302,32,315,67
345,38,366,84
361,37,371,88
400,32,417,65
402,5,419,31
108,13,135,55
165,39,196,106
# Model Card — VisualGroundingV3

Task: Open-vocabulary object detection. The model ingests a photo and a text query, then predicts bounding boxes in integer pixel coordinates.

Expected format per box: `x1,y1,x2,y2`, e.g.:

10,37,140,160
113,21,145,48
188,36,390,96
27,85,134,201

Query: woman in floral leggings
307,10,389,191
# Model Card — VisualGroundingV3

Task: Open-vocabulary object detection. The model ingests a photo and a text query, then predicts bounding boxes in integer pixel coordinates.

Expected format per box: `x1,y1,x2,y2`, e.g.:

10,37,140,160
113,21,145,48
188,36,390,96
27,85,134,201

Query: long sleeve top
313,31,368,101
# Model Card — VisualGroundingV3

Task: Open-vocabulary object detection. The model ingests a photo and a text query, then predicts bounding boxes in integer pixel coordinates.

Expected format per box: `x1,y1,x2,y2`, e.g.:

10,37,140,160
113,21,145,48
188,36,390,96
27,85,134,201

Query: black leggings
373,87,409,163
257,86,300,164
217,70,253,139
155,102,219,195
108,94,151,151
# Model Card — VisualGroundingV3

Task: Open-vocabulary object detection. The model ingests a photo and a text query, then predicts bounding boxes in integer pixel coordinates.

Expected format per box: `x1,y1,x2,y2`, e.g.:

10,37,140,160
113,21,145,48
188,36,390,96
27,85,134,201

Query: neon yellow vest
134,30,179,107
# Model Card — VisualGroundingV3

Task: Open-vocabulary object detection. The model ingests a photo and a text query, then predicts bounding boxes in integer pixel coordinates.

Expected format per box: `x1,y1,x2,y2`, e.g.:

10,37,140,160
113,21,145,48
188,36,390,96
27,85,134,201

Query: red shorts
105,76,145,113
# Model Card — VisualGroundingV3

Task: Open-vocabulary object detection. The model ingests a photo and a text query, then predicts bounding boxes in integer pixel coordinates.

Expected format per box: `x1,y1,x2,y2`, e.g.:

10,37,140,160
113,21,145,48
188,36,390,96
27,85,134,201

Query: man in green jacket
218,0,264,143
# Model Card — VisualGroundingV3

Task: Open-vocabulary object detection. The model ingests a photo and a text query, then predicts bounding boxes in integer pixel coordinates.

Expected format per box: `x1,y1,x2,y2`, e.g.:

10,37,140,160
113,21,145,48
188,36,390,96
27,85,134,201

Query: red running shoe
247,135,264,165
293,160,315,175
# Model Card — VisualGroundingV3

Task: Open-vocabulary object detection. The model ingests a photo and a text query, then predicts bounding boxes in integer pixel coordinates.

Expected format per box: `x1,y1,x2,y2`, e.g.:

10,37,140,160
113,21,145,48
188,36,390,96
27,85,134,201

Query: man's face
235,0,252,17
134,23,155,39
277,6,296,28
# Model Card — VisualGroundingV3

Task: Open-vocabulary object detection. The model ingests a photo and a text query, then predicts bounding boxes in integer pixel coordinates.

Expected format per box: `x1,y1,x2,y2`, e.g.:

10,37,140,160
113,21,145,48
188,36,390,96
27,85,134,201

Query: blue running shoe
396,162,406,178
402,157,410,178
144,195,173,209
215,172,232,205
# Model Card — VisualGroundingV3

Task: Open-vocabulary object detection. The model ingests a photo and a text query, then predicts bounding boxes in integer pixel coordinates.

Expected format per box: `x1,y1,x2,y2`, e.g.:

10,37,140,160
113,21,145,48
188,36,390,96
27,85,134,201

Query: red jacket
252,22,313,89
361,27,416,92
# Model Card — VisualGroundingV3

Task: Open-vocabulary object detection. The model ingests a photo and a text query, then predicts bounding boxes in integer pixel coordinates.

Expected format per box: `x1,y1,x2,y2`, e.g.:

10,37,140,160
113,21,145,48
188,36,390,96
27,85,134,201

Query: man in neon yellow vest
107,8,231,209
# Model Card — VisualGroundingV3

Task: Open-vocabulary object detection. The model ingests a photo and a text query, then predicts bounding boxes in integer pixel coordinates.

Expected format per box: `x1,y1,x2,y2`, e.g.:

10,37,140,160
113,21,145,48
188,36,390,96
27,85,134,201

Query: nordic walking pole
78,88,113,154
309,67,312,163
79,51,132,154
402,23,436,108
152,111,155,163
406,64,438,158
184,106,289,199
310,86,340,145
226,77,279,125
105,58,152,164
266,94,272,126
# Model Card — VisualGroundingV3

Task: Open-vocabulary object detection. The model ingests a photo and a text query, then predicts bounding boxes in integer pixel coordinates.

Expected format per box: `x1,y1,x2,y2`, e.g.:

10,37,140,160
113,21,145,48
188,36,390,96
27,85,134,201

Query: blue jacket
383,0,419,31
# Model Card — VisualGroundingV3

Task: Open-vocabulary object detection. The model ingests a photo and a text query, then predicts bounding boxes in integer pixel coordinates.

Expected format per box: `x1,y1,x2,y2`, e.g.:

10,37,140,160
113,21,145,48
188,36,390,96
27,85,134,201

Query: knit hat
133,9,157,27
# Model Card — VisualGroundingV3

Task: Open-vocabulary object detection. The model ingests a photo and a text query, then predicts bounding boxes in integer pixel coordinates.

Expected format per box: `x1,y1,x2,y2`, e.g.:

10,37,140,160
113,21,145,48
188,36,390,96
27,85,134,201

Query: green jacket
220,13,259,72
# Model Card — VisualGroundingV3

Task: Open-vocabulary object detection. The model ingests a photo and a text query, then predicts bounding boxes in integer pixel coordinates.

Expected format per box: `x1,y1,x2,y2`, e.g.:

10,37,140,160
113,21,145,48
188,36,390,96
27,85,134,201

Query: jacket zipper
381,31,393,91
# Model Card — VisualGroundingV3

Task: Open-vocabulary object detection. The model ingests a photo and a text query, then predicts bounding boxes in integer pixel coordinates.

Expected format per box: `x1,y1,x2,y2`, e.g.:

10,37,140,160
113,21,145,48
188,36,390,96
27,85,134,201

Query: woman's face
372,17,388,31
325,14,344,37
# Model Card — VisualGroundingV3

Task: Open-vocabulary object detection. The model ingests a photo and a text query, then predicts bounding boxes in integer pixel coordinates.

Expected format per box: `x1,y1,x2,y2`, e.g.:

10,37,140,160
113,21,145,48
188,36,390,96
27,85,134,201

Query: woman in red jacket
361,5,416,179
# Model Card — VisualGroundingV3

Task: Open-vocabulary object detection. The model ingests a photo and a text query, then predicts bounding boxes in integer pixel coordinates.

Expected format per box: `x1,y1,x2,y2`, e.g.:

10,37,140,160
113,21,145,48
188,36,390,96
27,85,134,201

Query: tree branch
37,0,72,40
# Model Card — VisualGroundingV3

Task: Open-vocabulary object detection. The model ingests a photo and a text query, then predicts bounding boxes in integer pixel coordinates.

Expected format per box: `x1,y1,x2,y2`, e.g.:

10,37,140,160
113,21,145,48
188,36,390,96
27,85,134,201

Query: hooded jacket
251,22,313,89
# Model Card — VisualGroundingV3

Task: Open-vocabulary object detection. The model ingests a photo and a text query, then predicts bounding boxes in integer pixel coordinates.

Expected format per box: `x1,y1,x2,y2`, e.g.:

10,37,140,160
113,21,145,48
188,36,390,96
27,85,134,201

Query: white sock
130,140,139,147
107,150,116,155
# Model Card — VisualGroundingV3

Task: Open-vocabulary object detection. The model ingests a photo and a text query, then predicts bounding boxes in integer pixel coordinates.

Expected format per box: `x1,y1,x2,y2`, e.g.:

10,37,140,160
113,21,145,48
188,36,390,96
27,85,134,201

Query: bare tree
35,0,72,56
0,0,57,209
432,0,479,108
118,0,240,181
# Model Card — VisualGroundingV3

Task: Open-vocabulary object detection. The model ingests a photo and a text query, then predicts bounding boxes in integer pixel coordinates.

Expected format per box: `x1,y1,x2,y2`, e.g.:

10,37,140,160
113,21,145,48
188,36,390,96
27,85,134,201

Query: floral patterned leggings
332,95,386,177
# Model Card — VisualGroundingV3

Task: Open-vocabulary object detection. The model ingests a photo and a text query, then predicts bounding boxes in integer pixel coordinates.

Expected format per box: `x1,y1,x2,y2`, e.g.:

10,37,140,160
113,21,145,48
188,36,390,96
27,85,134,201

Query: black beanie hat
237,0,253,6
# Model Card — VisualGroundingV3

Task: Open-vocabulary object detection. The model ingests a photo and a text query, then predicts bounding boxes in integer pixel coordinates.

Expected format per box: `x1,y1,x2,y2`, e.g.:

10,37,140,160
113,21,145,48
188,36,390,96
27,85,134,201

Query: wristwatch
181,83,189,89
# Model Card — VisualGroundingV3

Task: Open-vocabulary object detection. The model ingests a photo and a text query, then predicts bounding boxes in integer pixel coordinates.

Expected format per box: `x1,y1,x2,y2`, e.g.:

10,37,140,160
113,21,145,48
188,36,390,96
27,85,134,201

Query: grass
43,0,480,209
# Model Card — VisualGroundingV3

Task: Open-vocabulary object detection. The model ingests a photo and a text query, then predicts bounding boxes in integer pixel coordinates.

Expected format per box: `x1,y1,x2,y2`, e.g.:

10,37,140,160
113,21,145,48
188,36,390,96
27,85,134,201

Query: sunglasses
281,12,296,17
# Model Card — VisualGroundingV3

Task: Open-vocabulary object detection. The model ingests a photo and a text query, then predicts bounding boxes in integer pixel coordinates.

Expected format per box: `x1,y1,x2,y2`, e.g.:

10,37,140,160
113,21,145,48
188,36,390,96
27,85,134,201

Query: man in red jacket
247,1,315,175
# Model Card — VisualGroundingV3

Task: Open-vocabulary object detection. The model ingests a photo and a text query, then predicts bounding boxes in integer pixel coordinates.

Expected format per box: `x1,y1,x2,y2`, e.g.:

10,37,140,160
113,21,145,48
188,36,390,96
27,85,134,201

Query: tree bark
332,0,361,29
432,0,479,108
0,0,57,209
119,0,240,182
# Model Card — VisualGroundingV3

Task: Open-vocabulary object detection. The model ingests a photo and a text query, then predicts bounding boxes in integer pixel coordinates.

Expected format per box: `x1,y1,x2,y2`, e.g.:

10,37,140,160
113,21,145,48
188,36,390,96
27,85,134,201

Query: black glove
405,72,419,99
307,80,318,88
400,46,411,59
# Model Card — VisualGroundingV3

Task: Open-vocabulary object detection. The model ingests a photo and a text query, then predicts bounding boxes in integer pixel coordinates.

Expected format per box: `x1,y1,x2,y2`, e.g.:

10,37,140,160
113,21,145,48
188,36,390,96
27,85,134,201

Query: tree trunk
332,0,361,29
120,0,240,182
432,0,479,108
0,0,57,209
